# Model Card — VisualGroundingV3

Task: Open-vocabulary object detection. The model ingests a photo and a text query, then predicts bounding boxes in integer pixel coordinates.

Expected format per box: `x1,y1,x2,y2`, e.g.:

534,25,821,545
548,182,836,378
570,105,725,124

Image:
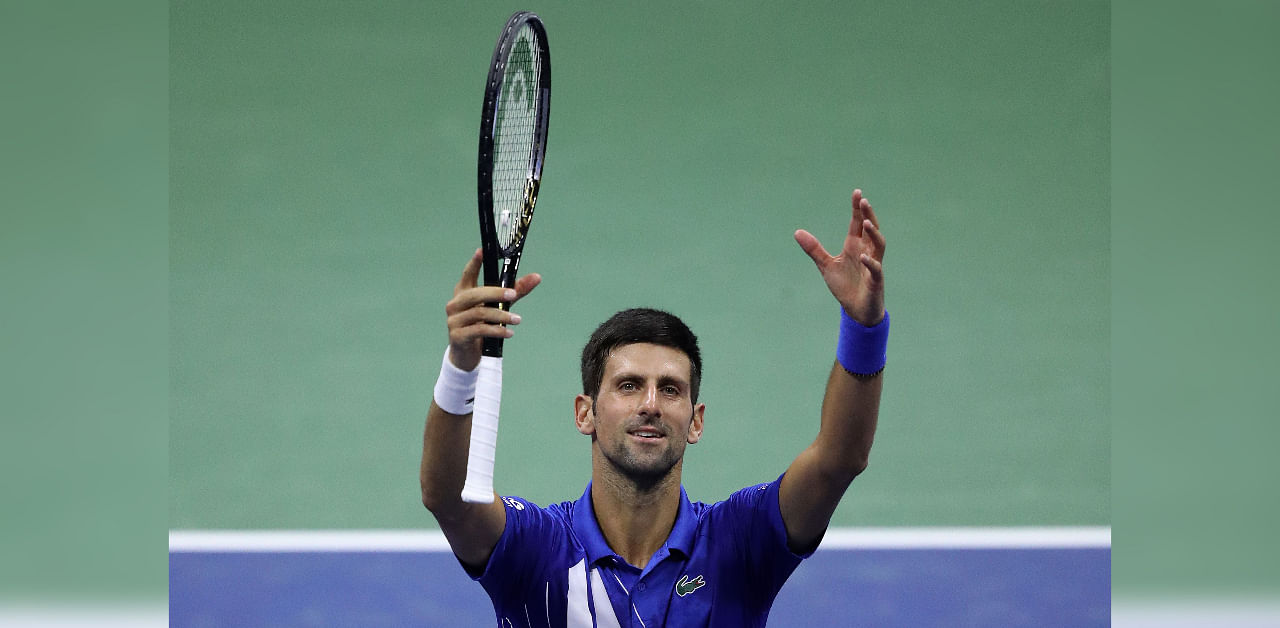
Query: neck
590,461,682,570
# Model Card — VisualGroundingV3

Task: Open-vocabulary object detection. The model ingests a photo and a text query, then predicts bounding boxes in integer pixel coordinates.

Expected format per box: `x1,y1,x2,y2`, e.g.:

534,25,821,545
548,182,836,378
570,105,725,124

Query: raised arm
420,248,540,571
779,189,888,553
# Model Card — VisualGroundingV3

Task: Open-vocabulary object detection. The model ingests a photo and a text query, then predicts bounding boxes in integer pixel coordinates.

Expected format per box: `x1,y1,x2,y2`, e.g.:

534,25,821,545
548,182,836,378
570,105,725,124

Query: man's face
575,343,704,481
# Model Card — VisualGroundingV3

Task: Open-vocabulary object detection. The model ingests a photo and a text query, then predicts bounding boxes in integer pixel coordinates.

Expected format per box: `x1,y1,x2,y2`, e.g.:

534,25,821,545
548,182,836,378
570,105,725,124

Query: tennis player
422,189,888,627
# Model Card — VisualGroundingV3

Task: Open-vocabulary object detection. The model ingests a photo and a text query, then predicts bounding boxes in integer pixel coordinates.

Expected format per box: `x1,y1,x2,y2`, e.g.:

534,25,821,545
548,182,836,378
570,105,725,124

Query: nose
638,384,660,417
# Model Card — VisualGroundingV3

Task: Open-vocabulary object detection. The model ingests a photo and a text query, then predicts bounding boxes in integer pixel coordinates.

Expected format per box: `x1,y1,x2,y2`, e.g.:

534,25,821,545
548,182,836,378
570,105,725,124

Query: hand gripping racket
461,11,551,503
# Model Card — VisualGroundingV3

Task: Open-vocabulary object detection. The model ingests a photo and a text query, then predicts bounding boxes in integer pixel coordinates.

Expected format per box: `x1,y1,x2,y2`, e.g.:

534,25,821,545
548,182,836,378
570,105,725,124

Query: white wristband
433,347,479,415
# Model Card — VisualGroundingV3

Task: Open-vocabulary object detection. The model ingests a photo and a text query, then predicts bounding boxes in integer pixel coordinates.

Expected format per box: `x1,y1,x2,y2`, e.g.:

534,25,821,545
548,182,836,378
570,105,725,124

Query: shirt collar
571,482,698,568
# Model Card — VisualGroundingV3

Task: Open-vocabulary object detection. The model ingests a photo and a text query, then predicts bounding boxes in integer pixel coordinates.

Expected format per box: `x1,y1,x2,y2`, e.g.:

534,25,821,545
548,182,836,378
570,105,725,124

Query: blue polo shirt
470,474,812,627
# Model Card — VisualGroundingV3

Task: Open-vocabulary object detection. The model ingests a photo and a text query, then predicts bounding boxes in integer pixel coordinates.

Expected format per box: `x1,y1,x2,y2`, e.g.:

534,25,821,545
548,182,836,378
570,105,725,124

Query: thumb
794,229,830,268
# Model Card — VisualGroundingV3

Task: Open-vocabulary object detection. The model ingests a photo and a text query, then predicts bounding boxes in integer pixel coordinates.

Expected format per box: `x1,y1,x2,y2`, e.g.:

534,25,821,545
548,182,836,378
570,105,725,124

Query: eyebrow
611,372,689,389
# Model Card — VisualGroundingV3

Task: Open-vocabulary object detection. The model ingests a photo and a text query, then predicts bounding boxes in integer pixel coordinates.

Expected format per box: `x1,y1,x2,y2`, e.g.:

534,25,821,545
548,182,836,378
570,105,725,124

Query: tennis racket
460,11,551,504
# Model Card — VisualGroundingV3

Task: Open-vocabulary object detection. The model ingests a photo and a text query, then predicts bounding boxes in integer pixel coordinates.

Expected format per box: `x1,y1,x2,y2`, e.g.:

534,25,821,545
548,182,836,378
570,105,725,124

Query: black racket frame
476,11,550,358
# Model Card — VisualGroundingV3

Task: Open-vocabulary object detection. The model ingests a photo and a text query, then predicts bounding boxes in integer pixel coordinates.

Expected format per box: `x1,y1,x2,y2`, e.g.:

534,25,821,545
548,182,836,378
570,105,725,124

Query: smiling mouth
628,428,665,440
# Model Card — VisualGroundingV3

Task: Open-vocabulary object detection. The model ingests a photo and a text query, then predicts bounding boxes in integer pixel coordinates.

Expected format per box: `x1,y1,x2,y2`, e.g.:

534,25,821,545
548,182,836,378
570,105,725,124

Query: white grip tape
460,355,502,503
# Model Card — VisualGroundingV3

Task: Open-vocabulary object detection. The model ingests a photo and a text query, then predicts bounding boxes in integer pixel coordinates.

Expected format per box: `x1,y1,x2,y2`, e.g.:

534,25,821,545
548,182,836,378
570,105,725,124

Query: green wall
170,0,1108,529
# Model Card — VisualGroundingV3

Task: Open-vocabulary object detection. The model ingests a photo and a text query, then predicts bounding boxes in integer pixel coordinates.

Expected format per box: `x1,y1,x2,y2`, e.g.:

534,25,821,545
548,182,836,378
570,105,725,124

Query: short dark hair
581,308,702,403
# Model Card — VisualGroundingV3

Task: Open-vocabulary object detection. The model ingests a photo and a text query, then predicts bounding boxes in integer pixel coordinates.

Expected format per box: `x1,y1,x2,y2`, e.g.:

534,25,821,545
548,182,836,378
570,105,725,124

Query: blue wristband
837,309,889,376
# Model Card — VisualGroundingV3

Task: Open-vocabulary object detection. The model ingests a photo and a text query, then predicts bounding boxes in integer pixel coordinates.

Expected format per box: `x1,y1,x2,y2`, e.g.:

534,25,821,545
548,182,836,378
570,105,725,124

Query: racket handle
461,355,503,503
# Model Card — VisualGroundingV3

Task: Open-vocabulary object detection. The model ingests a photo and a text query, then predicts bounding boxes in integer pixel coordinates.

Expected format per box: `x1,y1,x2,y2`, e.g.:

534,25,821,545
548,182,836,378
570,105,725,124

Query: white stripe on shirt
566,559,591,628
589,568,622,628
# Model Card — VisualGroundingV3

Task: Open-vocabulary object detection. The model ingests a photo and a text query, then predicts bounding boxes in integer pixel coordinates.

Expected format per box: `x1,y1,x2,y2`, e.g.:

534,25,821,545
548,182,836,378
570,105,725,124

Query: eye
619,381,638,392
662,385,680,396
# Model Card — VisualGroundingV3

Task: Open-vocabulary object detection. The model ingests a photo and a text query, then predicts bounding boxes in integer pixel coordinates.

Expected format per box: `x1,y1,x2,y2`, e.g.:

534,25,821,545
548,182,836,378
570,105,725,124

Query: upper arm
432,495,507,574
778,445,852,554
714,478,809,599
467,496,570,596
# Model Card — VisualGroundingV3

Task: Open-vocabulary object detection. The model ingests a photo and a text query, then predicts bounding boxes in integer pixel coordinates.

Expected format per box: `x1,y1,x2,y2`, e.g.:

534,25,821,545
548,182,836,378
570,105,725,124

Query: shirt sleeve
469,495,571,605
717,473,813,600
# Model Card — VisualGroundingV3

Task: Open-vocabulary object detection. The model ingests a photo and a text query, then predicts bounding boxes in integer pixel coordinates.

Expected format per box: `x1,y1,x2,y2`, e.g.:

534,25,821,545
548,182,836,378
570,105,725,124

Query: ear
574,394,595,435
686,402,705,444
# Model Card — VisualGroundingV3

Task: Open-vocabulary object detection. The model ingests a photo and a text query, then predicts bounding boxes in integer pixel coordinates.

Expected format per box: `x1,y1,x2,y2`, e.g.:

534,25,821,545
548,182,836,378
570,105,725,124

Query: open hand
794,189,886,326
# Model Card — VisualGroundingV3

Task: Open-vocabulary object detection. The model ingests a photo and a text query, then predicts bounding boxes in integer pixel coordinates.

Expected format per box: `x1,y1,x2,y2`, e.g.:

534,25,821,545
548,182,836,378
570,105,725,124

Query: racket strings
492,24,542,252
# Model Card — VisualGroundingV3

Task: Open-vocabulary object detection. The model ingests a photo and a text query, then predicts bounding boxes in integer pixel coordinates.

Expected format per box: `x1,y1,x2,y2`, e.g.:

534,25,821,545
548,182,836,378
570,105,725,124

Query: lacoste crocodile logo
675,574,706,597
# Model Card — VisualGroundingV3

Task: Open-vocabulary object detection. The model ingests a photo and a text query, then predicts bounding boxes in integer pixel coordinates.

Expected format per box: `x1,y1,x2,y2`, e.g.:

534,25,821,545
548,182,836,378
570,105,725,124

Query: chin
607,447,680,482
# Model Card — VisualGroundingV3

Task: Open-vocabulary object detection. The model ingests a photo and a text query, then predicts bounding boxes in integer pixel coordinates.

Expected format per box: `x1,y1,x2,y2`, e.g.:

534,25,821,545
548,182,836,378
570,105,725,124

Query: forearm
419,400,506,570
812,362,883,480
779,362,882,551
419,402,475,517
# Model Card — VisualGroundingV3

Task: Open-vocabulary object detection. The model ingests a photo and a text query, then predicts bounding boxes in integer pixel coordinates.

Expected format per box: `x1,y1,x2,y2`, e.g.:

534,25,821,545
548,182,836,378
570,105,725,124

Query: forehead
603,343,693,382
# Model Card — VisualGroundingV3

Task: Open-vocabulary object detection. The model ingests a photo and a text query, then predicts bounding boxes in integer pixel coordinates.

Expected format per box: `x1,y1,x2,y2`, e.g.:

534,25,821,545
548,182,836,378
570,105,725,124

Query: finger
513,273,542,300
445,286,518,315
449,323,514,346
794,229,831,268
456,248,483,292
850,189,864,238
860,253,884,285
449,305,522,330
863,198,880,231
863,219,886,260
